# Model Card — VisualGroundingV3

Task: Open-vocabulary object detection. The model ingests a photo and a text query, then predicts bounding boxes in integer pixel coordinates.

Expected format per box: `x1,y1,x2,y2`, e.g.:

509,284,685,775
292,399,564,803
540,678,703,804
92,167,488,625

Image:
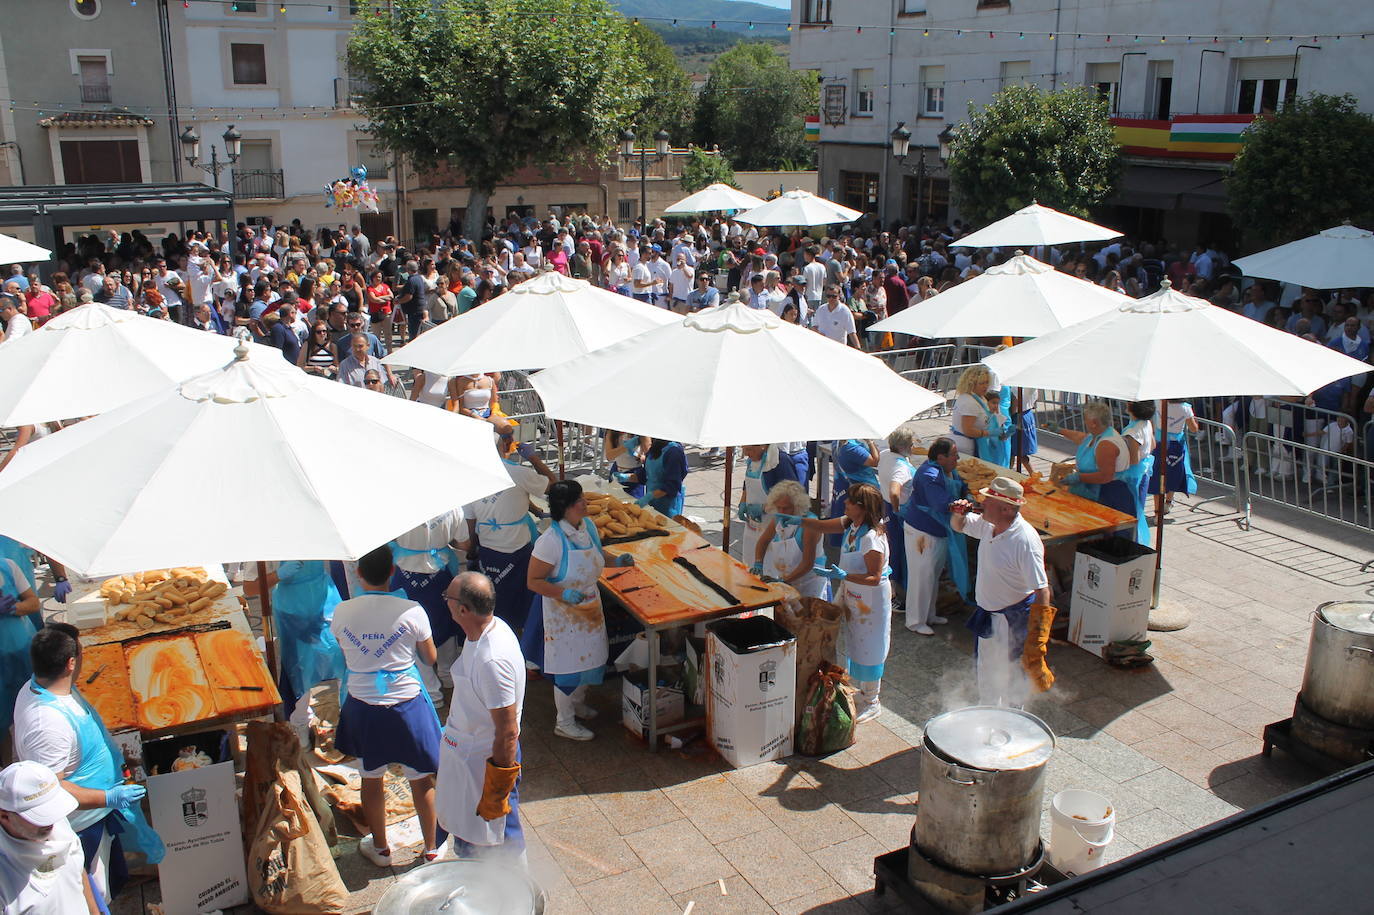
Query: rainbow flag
804,115,820,142
1111,114,1256,161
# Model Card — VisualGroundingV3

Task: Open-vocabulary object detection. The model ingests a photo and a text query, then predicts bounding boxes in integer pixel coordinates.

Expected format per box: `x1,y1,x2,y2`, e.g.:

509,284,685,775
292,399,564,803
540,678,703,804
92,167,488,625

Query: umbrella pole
555,420,566,481
255,560,280,681
1015,387,1026,474
723,446,735,553
1151,401,1169,608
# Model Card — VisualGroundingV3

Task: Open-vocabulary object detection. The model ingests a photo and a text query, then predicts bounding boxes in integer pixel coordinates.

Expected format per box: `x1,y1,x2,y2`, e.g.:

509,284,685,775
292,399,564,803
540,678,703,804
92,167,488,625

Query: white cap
0,761,78,827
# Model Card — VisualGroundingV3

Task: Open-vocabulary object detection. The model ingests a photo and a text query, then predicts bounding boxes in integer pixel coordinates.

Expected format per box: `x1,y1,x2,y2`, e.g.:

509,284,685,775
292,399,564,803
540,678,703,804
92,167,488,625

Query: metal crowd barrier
1241,431,1374,538
875,344,957,375
1185,418,1249,518
899,362,981,419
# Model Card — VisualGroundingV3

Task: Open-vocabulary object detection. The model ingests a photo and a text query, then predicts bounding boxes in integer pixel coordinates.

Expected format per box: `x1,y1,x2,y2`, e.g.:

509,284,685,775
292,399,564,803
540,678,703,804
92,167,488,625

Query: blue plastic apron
271,561,346,701
909,472,971,600
0,565,33,730
829,440,879,546
976,399,1013,468
1121,422,1155,544
644,448,685,517
1070,430,1110,502
0,536,40,634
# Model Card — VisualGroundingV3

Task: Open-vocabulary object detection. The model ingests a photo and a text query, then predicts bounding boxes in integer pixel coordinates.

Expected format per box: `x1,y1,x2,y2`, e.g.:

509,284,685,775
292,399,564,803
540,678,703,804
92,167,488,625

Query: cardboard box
622,671,685,738
1069,538,1155,657
706,617,796,768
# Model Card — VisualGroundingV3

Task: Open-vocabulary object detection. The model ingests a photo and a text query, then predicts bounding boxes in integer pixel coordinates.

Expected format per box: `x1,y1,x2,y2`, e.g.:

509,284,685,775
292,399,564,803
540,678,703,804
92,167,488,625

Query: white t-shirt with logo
393,508,466,574
466,463,550,553
812,302,856,343
330,594,433,705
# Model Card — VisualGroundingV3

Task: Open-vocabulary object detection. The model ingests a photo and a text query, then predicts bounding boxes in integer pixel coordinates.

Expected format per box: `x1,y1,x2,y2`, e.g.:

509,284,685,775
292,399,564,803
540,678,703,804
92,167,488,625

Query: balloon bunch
324,164,380,213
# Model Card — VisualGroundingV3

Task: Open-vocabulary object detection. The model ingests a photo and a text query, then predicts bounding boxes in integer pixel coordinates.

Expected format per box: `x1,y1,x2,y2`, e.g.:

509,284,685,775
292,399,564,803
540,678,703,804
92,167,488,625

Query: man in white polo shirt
951,477,1050,708
812,285,859,348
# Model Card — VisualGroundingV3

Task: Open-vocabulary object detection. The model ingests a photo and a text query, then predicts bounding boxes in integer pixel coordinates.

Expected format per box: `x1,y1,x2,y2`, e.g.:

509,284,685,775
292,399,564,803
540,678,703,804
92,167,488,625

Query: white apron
837,524,892,674
539,520,608,676
763,514,829,599
738,450,773,564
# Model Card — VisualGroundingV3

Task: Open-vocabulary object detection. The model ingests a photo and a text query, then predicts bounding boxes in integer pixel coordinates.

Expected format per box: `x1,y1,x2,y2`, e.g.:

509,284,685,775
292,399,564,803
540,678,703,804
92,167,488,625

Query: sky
732,0,789,8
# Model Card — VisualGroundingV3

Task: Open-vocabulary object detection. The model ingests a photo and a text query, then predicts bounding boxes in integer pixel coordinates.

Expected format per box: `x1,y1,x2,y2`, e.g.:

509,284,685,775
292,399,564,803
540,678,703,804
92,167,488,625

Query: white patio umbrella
1231,222,1374,290
983,279,1369,609
0,340,513,576
0,302,242,427
734,189,864,227
381,270,676,376
530,294,942,543
951,201,1122,249
869,253,1131,339
664,183,766,215
0,233,52,264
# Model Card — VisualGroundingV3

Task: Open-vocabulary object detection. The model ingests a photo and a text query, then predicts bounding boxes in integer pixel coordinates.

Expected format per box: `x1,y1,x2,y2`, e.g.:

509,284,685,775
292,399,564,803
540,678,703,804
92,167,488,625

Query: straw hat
979,476,1026,505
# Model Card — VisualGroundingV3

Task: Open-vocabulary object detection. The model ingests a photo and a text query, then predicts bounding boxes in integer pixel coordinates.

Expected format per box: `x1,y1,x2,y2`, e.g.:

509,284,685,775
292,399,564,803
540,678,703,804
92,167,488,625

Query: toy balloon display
324,165,379,213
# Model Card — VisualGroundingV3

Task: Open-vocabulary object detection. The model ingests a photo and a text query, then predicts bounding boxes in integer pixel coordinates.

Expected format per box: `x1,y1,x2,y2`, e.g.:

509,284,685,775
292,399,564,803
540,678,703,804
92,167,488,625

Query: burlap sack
243,721,337,850
247,768,349,914
775,595,844,727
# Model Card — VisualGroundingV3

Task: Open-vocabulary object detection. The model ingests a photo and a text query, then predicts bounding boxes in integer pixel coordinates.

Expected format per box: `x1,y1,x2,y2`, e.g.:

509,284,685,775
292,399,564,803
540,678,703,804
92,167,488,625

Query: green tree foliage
679,147,737,192
946,84,1121,226
626,22,696,145
1228,93,1374,246
346,0,644,239
694,43,818,171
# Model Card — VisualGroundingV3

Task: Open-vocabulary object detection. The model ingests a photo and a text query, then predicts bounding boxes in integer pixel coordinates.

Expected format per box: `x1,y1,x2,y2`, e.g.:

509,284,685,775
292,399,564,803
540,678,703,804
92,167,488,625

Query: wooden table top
963,456,1136,544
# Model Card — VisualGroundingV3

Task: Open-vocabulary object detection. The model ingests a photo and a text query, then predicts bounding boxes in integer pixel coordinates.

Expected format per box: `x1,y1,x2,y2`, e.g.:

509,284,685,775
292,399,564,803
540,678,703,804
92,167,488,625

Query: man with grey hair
435,571,527,863
0,292,31,342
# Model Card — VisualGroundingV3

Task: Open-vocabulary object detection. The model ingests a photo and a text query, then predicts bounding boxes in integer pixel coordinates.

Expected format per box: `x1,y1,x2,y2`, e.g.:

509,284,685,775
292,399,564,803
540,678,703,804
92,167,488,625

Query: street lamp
180,124,242,187
618,127,671,230
892,122,957,229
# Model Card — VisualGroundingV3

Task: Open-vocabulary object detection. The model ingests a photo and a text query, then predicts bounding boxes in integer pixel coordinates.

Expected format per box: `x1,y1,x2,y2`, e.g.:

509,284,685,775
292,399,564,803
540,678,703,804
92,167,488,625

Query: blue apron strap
389,540,456,568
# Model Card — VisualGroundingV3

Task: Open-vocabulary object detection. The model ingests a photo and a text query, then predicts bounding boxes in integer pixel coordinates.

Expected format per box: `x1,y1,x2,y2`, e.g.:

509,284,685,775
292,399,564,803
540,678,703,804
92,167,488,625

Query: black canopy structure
0,182,235,260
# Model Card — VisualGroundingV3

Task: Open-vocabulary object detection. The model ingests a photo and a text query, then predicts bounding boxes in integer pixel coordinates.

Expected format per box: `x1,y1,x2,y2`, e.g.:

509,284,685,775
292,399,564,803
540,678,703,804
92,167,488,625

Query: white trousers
903,523,947,628
553,684,589,730
419,639,461,703
976,612,1028,709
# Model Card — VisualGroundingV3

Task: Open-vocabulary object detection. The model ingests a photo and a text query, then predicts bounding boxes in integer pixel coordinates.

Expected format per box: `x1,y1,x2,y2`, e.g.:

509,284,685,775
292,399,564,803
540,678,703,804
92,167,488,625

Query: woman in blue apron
1148,400,1199,510
802,483,892,723
604,430,645,499
0,559,40,742
976,391,1014,468
526,480,635,742
1122,402,1158,544
752,480,829,599
736,444,777,564
1061,401,1136,521
637,439,687,518
272,560,346,740
828,438,879,548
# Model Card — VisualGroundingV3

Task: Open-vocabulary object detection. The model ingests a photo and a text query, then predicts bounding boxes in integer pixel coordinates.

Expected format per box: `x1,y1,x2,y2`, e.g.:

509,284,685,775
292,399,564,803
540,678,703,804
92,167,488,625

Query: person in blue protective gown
1060,401,1137,523
976,389,1014,468
0,556,40,760
271,560,347,744
526,481,635,742
901,436,970,635
14,624,164,909
1121,401,1158,544
331,545,443,867
636,439,688,518
801,483,893,723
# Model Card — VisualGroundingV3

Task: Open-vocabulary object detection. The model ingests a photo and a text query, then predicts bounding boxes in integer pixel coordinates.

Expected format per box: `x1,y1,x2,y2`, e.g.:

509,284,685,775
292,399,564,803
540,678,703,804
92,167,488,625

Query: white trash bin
1049,789,1115,876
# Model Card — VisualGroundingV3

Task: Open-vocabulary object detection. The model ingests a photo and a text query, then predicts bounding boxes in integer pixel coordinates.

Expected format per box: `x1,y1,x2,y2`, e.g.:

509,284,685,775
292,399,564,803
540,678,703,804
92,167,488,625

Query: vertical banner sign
146,761,249,912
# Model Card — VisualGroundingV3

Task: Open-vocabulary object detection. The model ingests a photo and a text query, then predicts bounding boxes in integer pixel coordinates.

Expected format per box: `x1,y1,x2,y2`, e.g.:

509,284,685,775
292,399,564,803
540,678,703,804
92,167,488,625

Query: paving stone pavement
110,420,1374,914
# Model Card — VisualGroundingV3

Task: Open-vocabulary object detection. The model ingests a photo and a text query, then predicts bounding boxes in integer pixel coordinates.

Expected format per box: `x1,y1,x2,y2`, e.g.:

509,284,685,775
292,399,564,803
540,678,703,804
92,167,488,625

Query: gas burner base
871,842,1056,914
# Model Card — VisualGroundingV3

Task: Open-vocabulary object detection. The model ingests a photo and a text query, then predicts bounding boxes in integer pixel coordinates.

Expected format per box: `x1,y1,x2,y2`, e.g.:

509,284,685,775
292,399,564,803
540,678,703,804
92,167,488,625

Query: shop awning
1113,164,1228,213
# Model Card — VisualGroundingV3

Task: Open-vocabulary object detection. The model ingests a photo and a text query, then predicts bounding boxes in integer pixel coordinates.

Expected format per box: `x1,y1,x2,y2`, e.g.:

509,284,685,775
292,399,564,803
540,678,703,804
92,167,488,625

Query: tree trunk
463,185,493,243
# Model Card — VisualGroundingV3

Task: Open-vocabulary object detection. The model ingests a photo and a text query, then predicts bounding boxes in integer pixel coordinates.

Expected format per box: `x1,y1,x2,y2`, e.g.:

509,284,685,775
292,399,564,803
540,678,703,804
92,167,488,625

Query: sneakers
574,702,598,720
855,701,882,724
911,623,935,636
930,615,948,625
554,720,595,741
359,835,392,867
423,839,451,863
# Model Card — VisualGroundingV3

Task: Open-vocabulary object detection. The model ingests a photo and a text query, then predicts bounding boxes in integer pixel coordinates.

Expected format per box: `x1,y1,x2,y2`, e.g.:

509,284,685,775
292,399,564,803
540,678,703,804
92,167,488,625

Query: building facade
789,0,1374,242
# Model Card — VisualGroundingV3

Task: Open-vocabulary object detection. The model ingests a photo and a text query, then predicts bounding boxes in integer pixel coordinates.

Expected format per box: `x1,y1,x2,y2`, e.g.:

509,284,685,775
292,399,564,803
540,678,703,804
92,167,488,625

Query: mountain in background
613,0,790,73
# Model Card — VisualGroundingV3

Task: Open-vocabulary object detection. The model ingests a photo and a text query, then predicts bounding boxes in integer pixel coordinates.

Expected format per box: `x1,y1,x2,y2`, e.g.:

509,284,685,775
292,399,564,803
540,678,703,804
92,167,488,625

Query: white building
790,0,1374,242
169,1,396,239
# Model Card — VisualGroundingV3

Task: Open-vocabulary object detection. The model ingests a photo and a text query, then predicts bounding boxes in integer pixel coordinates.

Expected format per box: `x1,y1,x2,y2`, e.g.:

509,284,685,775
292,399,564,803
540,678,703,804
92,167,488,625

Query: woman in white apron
752,480,829,599
526,480,634,741
735,444,778,563
604,430,645,499
802,483,892,722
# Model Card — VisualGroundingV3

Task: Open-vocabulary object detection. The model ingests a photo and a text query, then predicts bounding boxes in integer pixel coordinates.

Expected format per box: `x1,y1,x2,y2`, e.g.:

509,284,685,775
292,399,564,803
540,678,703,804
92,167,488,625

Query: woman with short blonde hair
754,481,828,600
950,365,993,458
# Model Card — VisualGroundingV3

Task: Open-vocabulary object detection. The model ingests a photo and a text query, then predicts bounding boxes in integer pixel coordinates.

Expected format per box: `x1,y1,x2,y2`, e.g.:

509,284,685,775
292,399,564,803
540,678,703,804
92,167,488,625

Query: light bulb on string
856,26,861,33
922,28,928,36
1160,35,1166,42
747,21,753,29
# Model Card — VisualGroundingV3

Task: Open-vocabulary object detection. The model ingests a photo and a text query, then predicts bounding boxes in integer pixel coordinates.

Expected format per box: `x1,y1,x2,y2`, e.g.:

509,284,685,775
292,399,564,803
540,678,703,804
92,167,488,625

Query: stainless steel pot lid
372,859,543,915
1318,601,1374,636
924,706,1055,770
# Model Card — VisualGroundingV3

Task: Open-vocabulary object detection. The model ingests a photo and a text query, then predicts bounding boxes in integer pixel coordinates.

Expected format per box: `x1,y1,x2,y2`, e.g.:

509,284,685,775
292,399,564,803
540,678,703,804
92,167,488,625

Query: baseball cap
0,761,78,827
651,244,663,253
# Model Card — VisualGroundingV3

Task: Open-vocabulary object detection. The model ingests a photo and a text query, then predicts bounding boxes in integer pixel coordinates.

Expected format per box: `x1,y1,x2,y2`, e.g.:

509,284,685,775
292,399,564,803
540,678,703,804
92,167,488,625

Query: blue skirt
477,543,537,632
885,510,907,591
391,566,461,647
336,693,441,775
1147,436,1197,496
519,595,544,668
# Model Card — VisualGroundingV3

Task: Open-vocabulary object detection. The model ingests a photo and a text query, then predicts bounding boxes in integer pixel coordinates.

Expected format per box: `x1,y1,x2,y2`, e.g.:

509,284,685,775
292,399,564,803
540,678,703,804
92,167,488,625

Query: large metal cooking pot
915,706,1055,876
1299,601,1374,730
373,859,544,915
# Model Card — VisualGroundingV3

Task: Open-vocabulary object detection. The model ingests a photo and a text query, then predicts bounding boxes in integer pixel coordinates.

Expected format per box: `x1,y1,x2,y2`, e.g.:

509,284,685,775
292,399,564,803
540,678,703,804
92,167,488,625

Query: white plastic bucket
1049,789,1115,876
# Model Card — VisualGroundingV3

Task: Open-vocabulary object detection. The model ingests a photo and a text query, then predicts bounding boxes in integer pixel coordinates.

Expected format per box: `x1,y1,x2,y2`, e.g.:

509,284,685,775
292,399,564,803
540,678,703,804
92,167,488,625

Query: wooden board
960,455,1135,543
194,629,280,717
79,643,138,732
125,637,216,732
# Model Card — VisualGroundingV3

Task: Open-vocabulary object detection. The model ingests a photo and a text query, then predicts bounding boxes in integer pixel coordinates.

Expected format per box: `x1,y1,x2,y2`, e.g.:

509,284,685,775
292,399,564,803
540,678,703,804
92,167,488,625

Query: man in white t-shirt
467,441,554,647
0,760,97,915
667,253,695,314
802,246,827,314
646,247,671,307
0,296,31,343
389,509,470,706
630,249,654,304
812,285,859,348
951,477,1050,708
435,572,527,863
331,545,443,867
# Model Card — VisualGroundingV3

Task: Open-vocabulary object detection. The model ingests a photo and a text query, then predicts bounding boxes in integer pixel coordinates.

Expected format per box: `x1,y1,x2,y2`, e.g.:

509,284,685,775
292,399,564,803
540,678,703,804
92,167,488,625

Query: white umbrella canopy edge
950,201,1123,249
733,189,865,228
664,183,767,215
1230,223,1374,290
0,350,514,576
0,233,52,264
869,253,1132,339
0,303,246,427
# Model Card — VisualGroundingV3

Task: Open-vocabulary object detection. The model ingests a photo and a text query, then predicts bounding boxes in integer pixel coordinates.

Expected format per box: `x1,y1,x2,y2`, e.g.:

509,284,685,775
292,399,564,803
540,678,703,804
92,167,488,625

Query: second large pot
915,706,1055,876
1300,601,1374,730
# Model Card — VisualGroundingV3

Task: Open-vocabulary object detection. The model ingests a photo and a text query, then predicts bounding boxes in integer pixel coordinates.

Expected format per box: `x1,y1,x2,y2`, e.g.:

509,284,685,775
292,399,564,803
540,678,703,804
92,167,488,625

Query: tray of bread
585,491,672,543
953,455,1133,542
73,567,242,646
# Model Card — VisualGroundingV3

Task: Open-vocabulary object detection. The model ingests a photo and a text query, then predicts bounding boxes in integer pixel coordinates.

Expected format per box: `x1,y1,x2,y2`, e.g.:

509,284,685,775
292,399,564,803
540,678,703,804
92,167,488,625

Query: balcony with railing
80,83,112,103
232,169,285,199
